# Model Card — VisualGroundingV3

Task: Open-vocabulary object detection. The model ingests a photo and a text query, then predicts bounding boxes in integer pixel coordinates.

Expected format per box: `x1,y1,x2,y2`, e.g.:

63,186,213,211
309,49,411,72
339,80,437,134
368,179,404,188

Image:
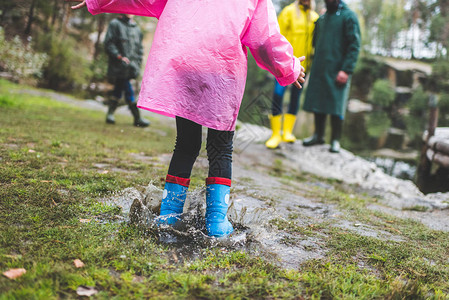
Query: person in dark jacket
104,14,150,127
302,0,360,153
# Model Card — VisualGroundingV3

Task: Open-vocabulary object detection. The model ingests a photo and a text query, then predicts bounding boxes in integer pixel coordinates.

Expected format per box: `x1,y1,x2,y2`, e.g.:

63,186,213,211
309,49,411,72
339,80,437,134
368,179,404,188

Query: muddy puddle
101,183,327,270
97,143,449,270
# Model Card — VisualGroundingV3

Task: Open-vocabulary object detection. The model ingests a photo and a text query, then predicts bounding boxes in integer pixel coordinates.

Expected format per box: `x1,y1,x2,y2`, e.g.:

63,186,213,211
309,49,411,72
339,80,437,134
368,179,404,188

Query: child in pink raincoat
70,0,305,238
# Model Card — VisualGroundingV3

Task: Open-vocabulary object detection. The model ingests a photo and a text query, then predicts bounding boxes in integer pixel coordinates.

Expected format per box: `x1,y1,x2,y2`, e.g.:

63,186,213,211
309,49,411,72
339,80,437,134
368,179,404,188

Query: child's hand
66,0,87,10
293,56,306,89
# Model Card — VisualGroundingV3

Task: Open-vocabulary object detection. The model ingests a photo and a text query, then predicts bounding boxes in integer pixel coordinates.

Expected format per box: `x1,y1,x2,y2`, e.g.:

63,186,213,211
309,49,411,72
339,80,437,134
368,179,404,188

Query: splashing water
103,182,326,269
128,183,248,249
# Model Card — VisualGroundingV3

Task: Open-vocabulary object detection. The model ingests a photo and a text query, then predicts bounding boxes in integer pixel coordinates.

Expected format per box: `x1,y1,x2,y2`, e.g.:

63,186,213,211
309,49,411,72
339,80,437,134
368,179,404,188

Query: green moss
403,205,429,212
1,79,449,298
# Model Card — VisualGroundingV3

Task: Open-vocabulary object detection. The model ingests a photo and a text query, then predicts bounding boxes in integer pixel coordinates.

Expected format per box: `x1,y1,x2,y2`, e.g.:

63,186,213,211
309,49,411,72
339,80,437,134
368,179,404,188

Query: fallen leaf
3,268,26,279
73,259,85,268
51,239,66,245
385,226,402,234
76,286,98,297
79,219,91,223
41,180,52,183
132,275,144,283
409,268,426,277
28,149,36,153
100,170,109,174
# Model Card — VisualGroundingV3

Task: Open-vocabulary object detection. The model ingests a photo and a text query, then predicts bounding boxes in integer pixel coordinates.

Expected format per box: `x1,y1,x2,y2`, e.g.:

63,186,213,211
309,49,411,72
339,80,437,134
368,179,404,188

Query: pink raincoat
86,0,302,131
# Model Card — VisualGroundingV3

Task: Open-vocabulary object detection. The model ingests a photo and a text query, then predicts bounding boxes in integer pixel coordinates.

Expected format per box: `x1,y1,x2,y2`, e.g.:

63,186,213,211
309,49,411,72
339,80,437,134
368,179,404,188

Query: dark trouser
313,113,343,140
271,79,303,116
330,114,343,141
168,117,234,179
113,78,135,104
313,113,327,138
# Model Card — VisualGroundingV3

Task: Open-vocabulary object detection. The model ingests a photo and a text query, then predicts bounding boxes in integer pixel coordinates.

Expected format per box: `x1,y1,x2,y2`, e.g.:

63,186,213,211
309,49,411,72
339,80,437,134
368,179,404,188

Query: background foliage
0,0,448,148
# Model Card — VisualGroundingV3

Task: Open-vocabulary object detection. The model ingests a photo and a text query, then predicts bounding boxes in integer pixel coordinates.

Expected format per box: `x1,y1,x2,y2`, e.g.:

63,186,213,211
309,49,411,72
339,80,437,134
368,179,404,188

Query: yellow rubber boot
265,115,283,149
282,114,297,143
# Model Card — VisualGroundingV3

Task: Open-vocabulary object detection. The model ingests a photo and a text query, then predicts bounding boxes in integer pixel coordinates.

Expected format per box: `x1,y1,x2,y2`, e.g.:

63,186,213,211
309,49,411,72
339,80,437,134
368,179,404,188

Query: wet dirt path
18,88,449,269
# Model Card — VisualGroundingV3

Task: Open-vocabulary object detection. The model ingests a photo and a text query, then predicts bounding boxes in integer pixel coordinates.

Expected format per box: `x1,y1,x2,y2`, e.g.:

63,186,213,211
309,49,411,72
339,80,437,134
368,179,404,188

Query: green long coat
104,17,143,81
303,2,361,118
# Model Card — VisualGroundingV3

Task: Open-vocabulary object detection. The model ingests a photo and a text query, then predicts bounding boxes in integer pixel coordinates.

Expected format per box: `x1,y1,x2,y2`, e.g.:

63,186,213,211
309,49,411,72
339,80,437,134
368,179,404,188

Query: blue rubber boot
205,177,234,237
158,175,190,225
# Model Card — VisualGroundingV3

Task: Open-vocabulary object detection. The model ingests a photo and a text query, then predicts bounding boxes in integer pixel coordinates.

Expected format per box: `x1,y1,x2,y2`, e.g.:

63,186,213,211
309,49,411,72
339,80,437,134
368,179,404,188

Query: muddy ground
23,89,449,269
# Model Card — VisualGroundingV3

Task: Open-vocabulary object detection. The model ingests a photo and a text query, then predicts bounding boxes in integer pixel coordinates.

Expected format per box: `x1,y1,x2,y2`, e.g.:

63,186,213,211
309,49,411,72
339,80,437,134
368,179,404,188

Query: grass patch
0,80,310,298
1,79,449,298
272,172,449,297
403,205,429,212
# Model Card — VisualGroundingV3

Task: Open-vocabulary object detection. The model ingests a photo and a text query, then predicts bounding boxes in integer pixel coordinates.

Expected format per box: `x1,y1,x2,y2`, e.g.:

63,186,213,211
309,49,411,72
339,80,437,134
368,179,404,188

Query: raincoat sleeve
341,13,361,74
241,0,301,86
104,21,120,58
85,0,167,18
137,29,144,65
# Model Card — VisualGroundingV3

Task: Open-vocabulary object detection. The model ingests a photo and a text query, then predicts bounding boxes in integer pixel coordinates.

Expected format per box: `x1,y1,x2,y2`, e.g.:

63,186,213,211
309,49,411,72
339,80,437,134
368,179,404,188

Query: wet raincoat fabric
104,17,144,81
278,3,319,72
302,1,360,118
86,0,302,131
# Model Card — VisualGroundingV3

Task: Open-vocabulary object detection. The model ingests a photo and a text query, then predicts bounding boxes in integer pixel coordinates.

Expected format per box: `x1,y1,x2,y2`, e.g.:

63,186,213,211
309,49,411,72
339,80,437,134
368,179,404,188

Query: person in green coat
104,14,150,127
302,0,360,153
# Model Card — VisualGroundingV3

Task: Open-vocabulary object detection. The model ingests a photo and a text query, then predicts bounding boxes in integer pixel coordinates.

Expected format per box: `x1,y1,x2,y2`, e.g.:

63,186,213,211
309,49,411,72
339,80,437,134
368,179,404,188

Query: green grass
1,79,449,299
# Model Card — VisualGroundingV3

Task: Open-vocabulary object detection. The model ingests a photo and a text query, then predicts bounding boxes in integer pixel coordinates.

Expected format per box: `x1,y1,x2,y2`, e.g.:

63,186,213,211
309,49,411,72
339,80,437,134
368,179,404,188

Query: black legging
168,117,234,179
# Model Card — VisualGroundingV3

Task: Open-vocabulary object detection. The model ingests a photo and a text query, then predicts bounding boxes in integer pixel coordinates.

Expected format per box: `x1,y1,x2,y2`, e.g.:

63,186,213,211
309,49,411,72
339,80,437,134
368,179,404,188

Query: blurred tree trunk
51,0,59,28
59,5,71,34
24,0,37,35
409,0,421,59
0,1,16,25
438,0,449,57
359,0,383,53
378,0,407,55
439,0,449,15
93,14,106,59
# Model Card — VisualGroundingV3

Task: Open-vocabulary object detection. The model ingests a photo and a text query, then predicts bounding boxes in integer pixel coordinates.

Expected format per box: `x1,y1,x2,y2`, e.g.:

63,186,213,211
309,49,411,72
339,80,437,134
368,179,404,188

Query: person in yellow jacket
266,0,319,149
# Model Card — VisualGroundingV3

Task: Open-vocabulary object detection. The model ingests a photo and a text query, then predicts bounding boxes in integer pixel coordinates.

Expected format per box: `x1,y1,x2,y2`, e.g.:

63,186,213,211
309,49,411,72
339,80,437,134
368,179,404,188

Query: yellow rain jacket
278,3,319,72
